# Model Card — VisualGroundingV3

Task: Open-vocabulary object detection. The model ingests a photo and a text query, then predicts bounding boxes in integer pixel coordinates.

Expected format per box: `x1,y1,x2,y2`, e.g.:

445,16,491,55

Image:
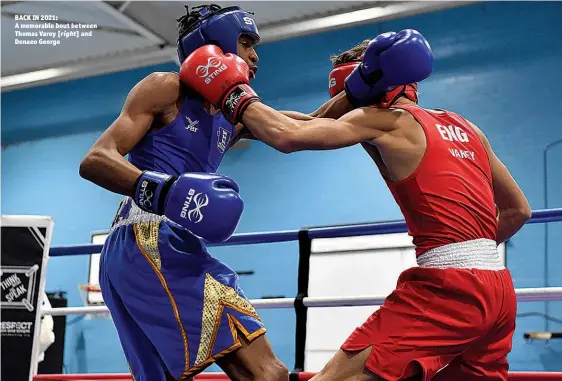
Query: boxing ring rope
48,208,562,256
38,208,562,380
41,287,562,317
43,207,562,318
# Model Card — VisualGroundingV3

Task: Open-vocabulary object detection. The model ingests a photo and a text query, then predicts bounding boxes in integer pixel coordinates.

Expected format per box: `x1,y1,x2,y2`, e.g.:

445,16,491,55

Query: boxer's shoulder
140,72,181,97
343,105,413,134
144,71,180,88
128,72,181,112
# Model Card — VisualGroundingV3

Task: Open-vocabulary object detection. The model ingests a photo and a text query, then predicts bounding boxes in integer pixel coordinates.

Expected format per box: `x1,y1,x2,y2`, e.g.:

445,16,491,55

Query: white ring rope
41,287,562,317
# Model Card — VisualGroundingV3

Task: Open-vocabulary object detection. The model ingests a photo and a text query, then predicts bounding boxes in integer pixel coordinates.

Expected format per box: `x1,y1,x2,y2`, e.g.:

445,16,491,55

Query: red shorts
341,267,516,381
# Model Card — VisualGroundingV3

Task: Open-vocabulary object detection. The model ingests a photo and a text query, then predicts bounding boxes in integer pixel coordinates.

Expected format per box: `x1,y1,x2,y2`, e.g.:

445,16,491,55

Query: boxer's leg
309,267,499,381
100,280,170,381
103,222,193,379
99,232,168,381
432,329,512,381
433,269,516,381
109,220,278,380
216,333,288,381
309,347,386,381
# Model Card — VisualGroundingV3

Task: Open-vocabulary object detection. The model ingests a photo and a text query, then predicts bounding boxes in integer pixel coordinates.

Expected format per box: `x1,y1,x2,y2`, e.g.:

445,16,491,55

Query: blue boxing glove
134,171,243,243
345,29,434,107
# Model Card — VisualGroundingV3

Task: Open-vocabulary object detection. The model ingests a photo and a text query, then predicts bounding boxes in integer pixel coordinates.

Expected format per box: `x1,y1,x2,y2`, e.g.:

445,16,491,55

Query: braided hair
177,4,223,38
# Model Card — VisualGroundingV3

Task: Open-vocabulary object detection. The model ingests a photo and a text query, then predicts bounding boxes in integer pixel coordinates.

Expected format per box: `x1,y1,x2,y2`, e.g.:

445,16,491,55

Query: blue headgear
177,5,260,63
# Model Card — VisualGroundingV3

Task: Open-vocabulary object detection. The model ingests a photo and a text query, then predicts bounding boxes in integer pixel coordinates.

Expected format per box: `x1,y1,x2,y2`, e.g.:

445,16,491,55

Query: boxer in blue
80,4,350,381
80,5,273,381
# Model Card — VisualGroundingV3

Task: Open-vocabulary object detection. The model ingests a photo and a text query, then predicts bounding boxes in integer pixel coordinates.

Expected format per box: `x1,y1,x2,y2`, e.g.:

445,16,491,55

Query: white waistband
110,197,166,232
417,239,504,270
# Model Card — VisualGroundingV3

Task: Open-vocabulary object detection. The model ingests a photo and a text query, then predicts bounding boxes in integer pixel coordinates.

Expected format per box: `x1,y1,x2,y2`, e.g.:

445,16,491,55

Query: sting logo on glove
138,180,156,209
180,45,262,124
196,57,227,84
223,87,247,116
188,193,209,223
134,170,243,243
180,188,210,223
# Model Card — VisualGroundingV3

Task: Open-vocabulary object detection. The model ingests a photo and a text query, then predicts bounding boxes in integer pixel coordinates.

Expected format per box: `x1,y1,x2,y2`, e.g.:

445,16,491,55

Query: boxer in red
179,30,531,381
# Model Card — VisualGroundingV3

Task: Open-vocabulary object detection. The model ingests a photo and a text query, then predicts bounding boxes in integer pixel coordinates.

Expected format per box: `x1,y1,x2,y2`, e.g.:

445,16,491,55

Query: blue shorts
100,199,266,380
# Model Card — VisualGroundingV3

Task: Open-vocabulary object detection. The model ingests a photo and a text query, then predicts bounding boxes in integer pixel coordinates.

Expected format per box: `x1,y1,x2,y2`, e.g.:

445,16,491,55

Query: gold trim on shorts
128,363,137,381
133,222,266,379
184,273,266,377
184,319,266,378
134,221,190,373
195,273,262,365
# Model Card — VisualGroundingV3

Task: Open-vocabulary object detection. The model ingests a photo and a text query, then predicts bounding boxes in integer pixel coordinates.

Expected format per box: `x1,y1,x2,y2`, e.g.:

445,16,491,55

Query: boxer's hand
134,171,243,243
179,45,262,123
345,29,434,107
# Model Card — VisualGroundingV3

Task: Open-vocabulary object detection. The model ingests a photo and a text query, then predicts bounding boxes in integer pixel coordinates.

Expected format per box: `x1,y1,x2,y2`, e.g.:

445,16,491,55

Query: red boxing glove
179,45,261,124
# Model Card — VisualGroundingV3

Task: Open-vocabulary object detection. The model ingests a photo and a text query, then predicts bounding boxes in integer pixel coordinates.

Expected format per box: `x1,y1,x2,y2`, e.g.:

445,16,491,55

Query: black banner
1,224,49,381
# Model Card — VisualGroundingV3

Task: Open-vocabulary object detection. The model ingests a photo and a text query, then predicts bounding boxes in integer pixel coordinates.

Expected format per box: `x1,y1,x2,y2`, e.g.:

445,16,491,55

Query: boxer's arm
311,91,353,118
79,72,180,196
232,104,335,143
233,104,344,146
470,122,532,243
232,113,313,148
242,102,398,153
279,92,353,120
228,125,259,149
235,109,331,145
231,91,348,144
278,111,314,121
